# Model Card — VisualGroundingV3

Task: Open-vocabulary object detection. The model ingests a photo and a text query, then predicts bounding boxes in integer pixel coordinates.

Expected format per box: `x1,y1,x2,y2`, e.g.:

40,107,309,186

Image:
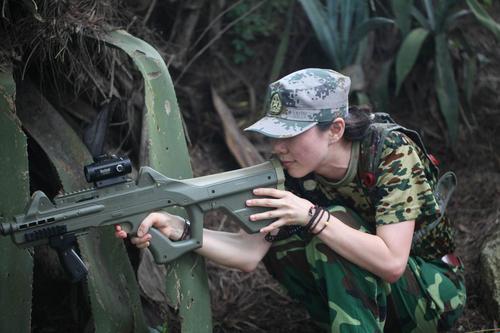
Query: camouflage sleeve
373,131,440,225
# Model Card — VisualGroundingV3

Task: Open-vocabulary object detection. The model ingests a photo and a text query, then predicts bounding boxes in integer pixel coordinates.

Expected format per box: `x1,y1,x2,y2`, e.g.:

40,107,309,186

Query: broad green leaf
463,55,477,109
300,0,372,70
395,28,430,95
372,59,394,113
269,1,294,83
341,0,356,65
343,0,369,69
391,0,414,36
434,33,459,144
466,0,500,40
443,10,470,32
411,7,431,30
100,30,212,333
0,69,33,333
299,0,339,68
265,1,295,117
434,0,458,32
351,17,394,45
423,0,436,30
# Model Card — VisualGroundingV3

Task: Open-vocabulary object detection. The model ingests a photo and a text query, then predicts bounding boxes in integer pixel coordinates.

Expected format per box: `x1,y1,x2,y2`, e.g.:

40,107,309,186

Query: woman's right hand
115,212,186,249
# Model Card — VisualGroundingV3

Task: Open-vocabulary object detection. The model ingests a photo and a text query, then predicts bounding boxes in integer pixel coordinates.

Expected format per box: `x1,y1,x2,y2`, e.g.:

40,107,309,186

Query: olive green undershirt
315,141,360,188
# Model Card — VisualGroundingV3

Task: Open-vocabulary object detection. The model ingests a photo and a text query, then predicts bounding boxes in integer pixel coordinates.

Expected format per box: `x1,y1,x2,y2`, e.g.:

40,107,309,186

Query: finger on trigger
137,216,155,237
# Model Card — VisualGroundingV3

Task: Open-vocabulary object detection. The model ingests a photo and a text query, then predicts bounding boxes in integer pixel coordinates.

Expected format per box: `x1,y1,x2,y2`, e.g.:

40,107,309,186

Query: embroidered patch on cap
269,92,283,116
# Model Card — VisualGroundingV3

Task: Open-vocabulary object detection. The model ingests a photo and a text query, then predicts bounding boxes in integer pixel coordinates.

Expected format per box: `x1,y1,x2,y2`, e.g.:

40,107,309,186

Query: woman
116,69,466,332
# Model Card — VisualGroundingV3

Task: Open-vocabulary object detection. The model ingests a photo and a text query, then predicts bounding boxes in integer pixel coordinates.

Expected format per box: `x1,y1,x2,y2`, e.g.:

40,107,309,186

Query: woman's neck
316,139,353,181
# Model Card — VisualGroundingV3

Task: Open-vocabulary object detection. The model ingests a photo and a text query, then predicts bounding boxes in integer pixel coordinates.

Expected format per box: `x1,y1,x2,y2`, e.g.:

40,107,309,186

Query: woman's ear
328,117,345,144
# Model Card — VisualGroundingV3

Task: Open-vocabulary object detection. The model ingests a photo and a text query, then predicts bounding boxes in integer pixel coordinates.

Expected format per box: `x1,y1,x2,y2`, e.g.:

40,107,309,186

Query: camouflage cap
245,68,350,138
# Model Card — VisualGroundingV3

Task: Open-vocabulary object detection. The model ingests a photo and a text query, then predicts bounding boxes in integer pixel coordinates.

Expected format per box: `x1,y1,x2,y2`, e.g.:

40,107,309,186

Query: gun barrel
0,222,13,235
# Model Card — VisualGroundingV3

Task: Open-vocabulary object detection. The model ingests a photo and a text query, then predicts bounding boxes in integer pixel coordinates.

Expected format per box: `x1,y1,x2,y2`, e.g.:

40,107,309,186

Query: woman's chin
285,166,308,178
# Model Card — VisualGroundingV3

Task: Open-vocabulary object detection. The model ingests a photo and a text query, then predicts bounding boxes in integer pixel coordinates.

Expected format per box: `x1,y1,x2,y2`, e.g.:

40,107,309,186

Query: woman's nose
272,139,287,154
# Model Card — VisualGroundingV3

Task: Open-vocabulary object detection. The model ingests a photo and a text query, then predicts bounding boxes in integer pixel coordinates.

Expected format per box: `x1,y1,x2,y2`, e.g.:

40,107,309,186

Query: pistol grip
148,228,200,263
148,205,203,264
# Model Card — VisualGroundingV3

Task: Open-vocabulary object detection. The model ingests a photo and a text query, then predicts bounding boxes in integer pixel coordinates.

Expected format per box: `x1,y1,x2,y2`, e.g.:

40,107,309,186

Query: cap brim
244,116,317,138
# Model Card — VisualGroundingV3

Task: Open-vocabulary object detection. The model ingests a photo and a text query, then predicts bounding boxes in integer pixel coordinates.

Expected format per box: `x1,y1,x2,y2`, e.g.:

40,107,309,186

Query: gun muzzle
0,222,13,235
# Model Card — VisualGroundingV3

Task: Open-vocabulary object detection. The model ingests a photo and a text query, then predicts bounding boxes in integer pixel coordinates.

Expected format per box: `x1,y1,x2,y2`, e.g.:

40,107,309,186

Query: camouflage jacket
285,131,455,261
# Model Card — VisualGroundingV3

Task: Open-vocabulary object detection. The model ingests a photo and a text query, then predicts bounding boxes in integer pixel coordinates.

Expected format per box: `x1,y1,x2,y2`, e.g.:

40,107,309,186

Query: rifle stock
1,159,284,274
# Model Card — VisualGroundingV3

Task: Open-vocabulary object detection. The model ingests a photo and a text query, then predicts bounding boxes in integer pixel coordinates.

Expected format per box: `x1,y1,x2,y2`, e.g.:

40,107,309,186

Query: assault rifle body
0,158,284,281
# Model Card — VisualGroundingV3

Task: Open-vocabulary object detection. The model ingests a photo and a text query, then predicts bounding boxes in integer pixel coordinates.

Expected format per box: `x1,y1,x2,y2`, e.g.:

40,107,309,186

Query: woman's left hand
246,188,314,234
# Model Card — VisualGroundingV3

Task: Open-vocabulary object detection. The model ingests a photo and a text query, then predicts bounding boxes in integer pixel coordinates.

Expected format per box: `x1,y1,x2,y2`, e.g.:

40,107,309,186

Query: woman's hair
317,105,373,141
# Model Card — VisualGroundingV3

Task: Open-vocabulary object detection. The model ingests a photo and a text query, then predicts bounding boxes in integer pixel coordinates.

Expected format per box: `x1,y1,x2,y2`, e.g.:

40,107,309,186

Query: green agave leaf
434,33,459,144
351,17,395,45
299,0,339,68
466,0,500,40
372,59,394,113
411,6,431,31
443,10,471,32
0,69,33,333
434,0,458,33
423,0,436,31
341,0,369,70
463,54,477,109
100,30,212,333
340,0,357,65
391,0,414,37
269,1,294,83
326,0,341,57
395,27,430,95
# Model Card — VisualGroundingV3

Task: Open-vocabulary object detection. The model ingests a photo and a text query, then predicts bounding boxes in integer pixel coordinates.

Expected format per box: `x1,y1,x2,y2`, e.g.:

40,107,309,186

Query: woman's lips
281,160,293,168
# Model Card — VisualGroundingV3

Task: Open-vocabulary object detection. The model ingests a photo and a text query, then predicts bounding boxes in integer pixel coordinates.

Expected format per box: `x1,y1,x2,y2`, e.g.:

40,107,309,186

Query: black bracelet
308,207,325,233
311,210,331,236
304,205,321,230
179,218,191,240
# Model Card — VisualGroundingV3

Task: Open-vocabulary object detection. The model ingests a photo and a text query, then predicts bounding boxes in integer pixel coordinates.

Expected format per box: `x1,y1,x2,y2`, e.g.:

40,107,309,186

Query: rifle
0,155,285,281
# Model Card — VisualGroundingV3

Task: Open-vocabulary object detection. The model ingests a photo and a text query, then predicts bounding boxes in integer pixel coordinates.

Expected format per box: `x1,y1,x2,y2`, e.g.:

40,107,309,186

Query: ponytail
317,105,373,141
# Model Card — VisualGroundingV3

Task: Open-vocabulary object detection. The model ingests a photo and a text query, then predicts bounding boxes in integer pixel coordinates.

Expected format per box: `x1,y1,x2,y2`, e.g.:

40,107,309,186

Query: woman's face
271,126,330,178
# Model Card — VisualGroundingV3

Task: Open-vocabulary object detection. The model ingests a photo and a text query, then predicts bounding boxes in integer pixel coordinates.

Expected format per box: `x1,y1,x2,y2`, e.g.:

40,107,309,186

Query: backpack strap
358,112,440,189
358,113,456,246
